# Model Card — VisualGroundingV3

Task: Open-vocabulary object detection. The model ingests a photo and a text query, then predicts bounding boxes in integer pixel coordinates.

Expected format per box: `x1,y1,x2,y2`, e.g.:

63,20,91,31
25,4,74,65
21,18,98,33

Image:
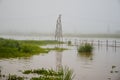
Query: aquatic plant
112,65,116,69
23,68,63,76
60,67,74,80
8,74,24,80
23,67,74,80
78,43,93,53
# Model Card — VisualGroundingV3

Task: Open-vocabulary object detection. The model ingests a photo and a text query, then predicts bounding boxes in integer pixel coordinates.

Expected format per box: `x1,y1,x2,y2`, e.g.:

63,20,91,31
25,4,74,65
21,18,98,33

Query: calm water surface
0,35,120,80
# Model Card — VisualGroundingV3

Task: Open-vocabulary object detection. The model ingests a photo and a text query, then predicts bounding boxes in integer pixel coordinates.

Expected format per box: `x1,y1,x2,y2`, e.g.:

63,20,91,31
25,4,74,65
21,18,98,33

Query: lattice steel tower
55,14,63,42
55,15,63,71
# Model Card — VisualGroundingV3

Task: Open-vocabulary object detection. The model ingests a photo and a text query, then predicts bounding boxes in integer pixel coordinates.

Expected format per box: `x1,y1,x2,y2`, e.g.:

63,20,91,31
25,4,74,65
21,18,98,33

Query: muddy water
0,44,120,80
0,35,120,80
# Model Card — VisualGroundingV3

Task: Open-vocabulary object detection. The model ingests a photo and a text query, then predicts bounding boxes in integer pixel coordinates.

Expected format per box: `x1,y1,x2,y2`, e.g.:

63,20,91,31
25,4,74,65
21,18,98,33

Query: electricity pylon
55,14,63,42
55,15,63,71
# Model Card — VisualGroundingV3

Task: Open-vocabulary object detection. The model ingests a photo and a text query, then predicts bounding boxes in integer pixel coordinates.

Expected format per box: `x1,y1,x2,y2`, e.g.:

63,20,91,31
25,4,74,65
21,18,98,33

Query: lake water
0,35,120,80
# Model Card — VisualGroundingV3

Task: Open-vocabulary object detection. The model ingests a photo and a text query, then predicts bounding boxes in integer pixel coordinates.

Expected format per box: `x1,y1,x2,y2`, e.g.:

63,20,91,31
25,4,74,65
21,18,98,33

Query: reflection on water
55,44,63,71
77,52,93,61
0,38,120,80
56,51,62,71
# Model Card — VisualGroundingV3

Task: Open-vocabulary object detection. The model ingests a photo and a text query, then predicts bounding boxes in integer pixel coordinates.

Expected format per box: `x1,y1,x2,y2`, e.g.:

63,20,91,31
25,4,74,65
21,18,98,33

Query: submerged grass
8,74,24,80
23,67,74,80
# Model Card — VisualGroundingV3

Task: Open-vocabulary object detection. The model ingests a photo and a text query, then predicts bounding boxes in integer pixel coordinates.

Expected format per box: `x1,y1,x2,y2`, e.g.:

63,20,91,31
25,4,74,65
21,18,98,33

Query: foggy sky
0,0,120,34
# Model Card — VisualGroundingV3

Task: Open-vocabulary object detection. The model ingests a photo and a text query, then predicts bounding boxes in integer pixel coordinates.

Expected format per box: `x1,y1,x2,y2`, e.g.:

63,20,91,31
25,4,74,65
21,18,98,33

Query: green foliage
31,76,61,80
0,38,48,58
23,67,74,80
78,43,93,53
19,43,47,53
23,70,32,74
1,66,74,80
8,74,24,80
19,40,64,45
23,68,63,76
0,38,66,58
60,67,74,80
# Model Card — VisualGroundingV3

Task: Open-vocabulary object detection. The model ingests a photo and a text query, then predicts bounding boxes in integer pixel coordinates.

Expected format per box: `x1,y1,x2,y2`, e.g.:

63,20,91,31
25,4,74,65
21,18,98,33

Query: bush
78,43,93,53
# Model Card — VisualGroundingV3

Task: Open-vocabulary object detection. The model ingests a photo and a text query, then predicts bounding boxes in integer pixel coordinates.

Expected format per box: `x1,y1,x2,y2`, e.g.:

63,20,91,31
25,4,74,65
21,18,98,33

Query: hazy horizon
0,0,120,34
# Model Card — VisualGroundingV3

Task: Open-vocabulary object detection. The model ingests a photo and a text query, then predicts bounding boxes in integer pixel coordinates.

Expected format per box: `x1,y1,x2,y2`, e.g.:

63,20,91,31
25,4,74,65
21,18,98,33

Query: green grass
78,43,93,53
23,68,63,76
23,67,74,80
8,74,24,80
19,40,64,45
0,38,64,58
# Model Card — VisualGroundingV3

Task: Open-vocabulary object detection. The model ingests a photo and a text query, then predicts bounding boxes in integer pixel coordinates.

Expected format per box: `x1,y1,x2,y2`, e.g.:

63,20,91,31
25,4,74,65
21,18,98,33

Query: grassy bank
19,40,64,45
0,38,64,58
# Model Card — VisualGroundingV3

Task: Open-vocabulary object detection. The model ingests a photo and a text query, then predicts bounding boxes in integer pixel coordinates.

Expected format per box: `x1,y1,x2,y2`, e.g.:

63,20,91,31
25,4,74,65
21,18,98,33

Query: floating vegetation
23,68,63,76
112,65,116,69
8,74,24,80
0,66,74,80
108,65,119,80
31,76,61,80
110,65,119,74
0,73,24,80
78,43,93,53
110,71,113,73
115,71,119,73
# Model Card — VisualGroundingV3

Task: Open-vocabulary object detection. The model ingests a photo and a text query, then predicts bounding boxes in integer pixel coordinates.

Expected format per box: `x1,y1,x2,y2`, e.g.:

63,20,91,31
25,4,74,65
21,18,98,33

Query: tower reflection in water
55,44,63,71
77,52,93,61
56,50,62,71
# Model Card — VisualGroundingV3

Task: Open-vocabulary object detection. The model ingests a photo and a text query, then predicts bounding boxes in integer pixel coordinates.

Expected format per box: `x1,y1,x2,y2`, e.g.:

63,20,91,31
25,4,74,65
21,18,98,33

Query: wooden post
114,40,116,47
101,41,102,46
106,40,108,47
106,40,108,51
98,40,100,46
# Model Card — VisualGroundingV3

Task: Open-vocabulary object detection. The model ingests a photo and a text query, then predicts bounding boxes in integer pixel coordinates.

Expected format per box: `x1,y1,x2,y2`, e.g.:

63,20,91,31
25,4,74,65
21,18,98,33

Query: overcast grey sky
0,0,120,34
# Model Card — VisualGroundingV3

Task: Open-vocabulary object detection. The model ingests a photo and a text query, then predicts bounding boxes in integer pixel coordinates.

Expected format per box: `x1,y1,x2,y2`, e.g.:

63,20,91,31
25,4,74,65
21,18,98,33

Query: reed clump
78,43,93,53
23,67,74,80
